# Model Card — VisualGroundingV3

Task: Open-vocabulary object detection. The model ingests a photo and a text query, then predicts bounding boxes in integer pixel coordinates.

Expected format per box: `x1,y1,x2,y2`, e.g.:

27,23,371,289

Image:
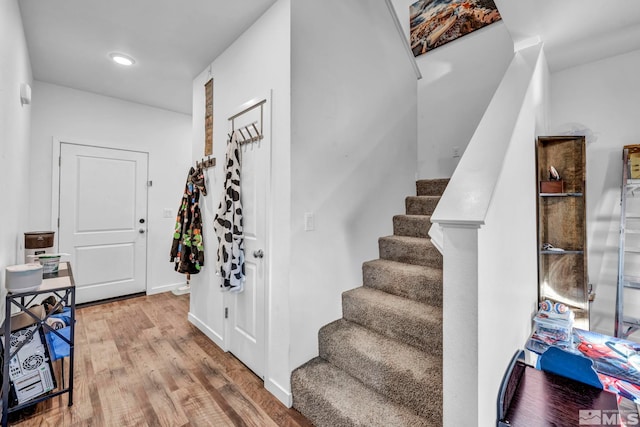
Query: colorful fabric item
170,166,206,279
44,307,73,361
213,132,245,292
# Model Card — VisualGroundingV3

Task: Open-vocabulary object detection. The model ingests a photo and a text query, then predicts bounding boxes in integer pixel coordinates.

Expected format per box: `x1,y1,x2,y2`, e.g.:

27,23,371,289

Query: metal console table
1,262,75,427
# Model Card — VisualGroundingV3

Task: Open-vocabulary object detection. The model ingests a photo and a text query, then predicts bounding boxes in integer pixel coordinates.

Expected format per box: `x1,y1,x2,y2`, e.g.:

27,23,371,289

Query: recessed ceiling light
109,52,135,66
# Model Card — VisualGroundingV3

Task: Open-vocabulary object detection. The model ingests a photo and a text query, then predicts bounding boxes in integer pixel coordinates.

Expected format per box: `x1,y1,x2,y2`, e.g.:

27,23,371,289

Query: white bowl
5,263,43,292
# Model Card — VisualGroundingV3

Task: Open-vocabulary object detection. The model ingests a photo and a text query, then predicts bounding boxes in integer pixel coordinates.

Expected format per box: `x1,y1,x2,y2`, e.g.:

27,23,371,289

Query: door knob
139,229,146,234
253,249,264,258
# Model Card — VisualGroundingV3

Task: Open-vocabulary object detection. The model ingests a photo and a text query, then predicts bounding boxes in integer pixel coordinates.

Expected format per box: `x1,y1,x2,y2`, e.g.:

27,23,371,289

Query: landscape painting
410,0,502,57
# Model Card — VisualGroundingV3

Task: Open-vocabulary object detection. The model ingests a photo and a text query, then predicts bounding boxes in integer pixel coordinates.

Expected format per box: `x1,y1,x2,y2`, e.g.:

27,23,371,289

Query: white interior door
58,143,148,304
227,99,269,379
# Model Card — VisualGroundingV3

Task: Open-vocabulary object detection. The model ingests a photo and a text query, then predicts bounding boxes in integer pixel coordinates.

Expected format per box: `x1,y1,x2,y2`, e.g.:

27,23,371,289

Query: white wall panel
29,82,192,295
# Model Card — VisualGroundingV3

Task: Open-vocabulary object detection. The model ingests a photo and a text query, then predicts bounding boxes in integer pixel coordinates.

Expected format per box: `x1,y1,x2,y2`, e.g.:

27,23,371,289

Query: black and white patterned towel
213,131,245,292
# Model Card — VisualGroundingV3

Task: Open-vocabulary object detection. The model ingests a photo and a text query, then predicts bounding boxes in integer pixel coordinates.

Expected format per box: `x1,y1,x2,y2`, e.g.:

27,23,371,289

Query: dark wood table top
504,362,621,427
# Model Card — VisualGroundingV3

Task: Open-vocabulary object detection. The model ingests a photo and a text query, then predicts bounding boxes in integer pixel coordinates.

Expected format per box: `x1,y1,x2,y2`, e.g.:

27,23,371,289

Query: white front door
58,143,148,304
226,98,269,379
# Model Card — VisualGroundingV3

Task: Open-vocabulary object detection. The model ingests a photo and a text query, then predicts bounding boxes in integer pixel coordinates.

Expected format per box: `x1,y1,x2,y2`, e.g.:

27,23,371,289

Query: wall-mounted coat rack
228,98,266,146
196,156,216,169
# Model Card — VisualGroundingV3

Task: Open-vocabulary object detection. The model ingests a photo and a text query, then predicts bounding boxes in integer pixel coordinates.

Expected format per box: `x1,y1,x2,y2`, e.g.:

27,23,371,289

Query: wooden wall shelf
536,136,589,329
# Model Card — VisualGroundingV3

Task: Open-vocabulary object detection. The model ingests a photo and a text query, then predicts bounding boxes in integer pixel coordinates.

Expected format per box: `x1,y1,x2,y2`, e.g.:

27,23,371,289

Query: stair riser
416,179,449,197
342,292,442,356
393,215,431,238
319,323,442,421
406,196,440,216
379,238,443,269
291,389,356,427
362,261,442,307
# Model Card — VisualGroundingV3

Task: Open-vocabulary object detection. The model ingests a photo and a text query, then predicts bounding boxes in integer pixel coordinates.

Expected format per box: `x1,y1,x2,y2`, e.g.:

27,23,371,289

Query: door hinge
58,156,61,166
57,218,60,228
224,307,229,319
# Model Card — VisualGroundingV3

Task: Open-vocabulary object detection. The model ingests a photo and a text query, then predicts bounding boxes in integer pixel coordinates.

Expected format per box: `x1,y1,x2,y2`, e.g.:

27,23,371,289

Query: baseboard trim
265,377,292,407
76,291,146,309
147,281,187,295
188,311,225,350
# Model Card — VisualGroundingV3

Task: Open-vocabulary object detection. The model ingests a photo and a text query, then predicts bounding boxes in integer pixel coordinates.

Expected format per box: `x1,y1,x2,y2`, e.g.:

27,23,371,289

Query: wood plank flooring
9,292,314,427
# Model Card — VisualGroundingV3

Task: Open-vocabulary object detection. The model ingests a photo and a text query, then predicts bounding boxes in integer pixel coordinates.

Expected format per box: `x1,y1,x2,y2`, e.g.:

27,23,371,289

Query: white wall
289,0,418,371
391,0,514,179
29,81,192,294
189,0,292,404
0,0,33,292
550,49,640,337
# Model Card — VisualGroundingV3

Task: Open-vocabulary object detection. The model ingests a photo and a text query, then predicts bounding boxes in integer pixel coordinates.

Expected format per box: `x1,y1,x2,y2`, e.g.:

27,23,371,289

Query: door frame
51,138,150,294
222,91,273,380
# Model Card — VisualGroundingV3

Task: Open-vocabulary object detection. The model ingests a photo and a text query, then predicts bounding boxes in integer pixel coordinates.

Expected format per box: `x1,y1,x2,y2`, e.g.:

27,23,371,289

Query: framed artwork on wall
410,0,502,57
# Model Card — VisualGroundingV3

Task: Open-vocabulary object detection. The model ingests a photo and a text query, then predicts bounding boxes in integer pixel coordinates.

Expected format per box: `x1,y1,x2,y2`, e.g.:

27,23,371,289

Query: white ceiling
18,1,640,116
495,0,640,72
18,0,277,115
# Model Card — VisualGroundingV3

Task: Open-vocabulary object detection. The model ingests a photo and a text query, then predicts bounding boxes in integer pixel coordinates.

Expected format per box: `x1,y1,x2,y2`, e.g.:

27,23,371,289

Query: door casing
51,139,149,302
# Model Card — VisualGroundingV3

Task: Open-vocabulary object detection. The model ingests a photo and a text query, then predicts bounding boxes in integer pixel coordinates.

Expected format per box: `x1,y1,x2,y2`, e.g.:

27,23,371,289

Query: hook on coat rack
196,155,216,169
230,121,264,146
228,98,266,146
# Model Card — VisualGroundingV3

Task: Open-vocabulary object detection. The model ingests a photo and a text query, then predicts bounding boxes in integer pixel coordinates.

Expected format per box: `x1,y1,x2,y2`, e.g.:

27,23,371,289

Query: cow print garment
213,132,245,292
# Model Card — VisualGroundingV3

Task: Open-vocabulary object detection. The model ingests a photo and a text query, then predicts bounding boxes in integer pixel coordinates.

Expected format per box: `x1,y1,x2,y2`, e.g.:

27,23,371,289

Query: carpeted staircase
291,179,448,427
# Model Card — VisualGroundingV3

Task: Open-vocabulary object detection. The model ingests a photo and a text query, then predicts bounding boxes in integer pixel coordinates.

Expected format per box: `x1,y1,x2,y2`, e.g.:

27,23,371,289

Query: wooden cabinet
536,136,589,329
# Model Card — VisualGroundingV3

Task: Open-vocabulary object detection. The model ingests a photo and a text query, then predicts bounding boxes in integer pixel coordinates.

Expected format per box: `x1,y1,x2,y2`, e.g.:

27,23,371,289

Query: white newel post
441,223,481,427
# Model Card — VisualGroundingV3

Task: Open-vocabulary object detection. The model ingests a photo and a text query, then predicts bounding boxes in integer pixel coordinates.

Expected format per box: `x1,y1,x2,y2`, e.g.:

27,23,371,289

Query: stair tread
416,179,449,197
321,318,440,379
344,287,441,321
393,214,432,219
292,358,435,427
406,195,441,199
320,319,442,421
393,215,432,236
362,259,442,306
342,287,442,354
362,258,442,296
363,258,441,275
378,235,442,266
405,196,440,216
416,178,449,184
405,196,441,204
380,234,432,244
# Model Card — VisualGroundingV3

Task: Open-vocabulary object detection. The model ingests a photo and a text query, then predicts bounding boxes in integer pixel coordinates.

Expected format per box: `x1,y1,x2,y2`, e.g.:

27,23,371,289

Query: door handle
139,228,146,234
253,249,264,258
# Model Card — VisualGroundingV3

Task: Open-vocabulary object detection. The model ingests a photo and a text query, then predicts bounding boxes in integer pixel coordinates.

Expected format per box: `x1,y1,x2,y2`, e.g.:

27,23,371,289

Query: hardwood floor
9,292,314,427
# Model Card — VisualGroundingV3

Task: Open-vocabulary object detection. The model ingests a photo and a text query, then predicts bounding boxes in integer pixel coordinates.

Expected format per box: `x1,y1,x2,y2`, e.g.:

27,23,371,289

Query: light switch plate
304,212,315,231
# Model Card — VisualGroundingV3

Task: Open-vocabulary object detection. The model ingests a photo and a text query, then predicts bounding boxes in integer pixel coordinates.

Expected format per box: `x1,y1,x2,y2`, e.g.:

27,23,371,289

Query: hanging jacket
170,166,206,278
213,132,245,292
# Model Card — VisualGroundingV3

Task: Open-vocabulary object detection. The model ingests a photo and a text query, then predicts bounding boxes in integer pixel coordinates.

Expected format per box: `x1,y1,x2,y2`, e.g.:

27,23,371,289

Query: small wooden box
540,180,564,193
630,151,640,179
24,231,54,249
